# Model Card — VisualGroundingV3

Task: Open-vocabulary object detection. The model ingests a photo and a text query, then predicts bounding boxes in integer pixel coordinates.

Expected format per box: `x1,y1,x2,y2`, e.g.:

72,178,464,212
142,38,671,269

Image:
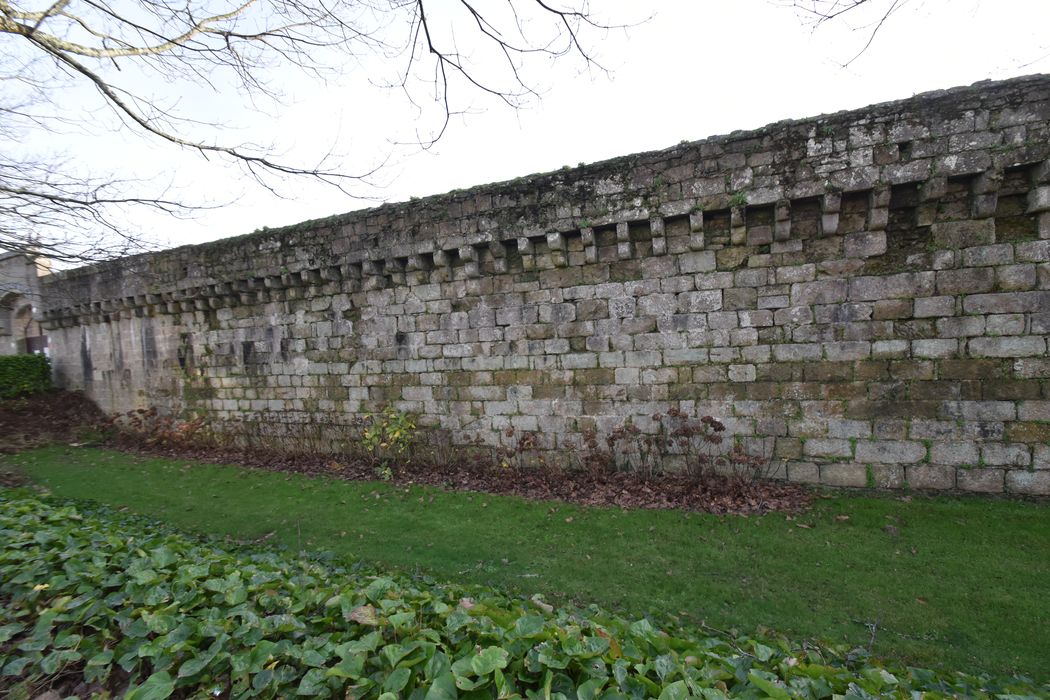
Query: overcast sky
42,0,1050,252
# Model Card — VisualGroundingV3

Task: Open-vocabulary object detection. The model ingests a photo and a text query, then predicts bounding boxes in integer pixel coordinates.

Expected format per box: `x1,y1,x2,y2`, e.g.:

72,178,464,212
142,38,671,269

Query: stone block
981,443,1031,467
820,463,868,488
906,464,956,490
803,438,853,459
738,310,773,327
957,468,1004,493
911,339,958,358
679,251,717,273
849,272,935,301
827,419,871,439
995,264,1037,291
968,336,1046,358
941,400,1016,421
678,290,722,313
723,288,758,311
774,306,814,326
856,440,927,464
872,339,909,358
930,219,996,248
1015,240,1050,262
786,461,820,484
775,264,816,284
1005,470,1050,495
728,364,757,382
844,231,887,258
636,294,676,317
963,291,1050,314
1028,185,1050,213
823,341,870,361
772,343,822,361
936,268,995,295
913,296,955,318
935,316,984,337
961,244,1014,267
873,298,913,320
791,279,848,306
1035,444,1050,470
986,314,1025,336
930,441,979,465
1017,401,1050,422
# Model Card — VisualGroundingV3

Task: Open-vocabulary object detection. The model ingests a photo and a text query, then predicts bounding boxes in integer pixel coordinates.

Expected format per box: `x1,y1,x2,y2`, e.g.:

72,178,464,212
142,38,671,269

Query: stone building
0,251,49,355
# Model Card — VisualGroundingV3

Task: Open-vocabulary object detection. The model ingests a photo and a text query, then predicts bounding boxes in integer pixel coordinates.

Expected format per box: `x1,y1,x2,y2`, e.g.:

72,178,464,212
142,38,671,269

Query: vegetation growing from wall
2,494,1047,699
0,355,50,399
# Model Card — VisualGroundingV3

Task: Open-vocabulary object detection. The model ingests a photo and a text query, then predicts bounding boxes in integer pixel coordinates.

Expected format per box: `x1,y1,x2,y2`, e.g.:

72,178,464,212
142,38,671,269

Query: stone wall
41,74,1050,494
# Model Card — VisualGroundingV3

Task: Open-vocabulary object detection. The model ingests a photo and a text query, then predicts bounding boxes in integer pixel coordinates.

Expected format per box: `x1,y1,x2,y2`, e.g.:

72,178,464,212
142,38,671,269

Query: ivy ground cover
4,446,1050,681
2,494,1048,699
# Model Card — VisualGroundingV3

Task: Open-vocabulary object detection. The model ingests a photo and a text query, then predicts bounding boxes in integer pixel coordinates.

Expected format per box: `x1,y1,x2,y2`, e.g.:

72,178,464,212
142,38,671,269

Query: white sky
37,0,1050,252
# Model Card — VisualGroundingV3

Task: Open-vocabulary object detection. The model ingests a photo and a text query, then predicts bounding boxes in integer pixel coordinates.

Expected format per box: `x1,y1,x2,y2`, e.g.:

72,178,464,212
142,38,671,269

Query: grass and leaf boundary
2,494,1047,699
5,447,1050,681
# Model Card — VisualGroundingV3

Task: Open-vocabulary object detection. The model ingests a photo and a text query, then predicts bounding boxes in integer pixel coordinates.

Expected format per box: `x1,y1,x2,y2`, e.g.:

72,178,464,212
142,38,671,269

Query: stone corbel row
43,160,1049,328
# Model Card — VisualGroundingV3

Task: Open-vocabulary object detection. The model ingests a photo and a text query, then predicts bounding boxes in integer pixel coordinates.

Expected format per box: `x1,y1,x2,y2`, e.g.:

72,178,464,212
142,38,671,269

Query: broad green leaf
384,666,412,693
326,654,365,679
658,680,689,700
297,667,328,696
577,677,606,700
424,671,458,700
471,647,510,676
0,624,23,643
125,671,176,700
747,670,791,700
2,656,33,676
365,578,397,603
513,615,547,639
177,656,211,679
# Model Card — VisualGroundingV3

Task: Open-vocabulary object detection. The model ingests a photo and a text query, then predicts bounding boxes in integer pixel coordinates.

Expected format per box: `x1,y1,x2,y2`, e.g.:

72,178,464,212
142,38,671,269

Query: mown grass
4,446,1049,680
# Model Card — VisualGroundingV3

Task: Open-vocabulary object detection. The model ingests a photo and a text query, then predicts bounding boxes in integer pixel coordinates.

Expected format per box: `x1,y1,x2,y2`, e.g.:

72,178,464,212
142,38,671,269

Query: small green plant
729,191,748,207
361,406,416,476
0,354,50,399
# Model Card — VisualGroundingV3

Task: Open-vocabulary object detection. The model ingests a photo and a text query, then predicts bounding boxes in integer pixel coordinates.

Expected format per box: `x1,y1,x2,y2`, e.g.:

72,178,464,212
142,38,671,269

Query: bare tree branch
776,0,912,67
0,0,624,264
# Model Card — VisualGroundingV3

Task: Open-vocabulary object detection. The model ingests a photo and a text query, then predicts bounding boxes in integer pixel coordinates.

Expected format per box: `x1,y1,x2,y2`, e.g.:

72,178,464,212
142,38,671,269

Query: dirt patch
135,442,812,516
0,390,106,454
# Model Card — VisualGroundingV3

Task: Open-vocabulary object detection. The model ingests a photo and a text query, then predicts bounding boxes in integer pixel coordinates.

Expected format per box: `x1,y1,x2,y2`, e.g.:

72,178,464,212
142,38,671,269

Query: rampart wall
42,74,1050,493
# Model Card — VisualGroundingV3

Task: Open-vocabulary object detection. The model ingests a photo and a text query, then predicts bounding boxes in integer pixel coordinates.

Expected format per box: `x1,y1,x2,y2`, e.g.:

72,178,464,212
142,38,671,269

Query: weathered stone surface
855,440,927,464
819,463,868,488
930,441,979,466
907,464,956,490
803,438,853,459
981,443,1031,467
956,468,1004,493
869,464,905,489
930,219,995,248
968,336,1046,358
849,272,935,301
1005,470,1050,495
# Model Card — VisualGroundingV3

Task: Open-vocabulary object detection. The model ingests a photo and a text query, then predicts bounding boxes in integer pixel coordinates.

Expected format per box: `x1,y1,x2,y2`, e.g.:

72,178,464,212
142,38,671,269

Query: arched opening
0,293,47,355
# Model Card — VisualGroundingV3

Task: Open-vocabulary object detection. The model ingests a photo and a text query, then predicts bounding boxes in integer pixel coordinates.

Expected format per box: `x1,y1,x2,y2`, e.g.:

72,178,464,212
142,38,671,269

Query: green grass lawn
4,446,1049,680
